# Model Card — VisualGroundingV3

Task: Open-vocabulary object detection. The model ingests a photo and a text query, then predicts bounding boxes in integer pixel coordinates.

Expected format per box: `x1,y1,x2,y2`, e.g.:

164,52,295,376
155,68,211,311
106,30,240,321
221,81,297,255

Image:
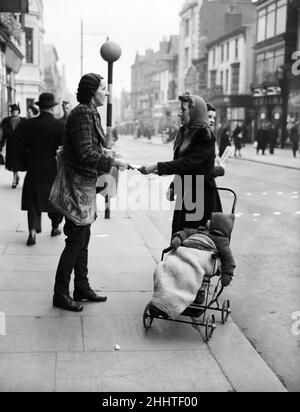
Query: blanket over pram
151,234,220,319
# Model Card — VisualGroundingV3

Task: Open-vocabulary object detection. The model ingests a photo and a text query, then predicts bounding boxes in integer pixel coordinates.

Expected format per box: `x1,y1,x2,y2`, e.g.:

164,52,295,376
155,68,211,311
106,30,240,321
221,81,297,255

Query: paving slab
0,353,56,392
55,351,233,392
83,315,209,352
0,317,83,353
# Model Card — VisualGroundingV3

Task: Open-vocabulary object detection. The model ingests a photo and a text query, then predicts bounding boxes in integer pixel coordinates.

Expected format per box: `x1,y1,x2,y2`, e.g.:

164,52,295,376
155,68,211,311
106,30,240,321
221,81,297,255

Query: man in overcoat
18,93,64,246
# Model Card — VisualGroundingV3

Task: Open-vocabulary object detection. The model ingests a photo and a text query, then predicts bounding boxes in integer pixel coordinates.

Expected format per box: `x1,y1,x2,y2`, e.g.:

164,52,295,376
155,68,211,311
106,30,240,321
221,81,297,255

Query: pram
143,187,237,342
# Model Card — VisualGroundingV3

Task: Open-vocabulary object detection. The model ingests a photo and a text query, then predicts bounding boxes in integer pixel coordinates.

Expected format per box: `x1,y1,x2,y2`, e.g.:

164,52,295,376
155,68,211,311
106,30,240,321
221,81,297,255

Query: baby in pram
149,213,236,320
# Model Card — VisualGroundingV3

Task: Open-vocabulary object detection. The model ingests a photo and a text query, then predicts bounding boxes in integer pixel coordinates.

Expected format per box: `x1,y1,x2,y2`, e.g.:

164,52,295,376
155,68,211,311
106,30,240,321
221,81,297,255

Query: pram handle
214,187,237,215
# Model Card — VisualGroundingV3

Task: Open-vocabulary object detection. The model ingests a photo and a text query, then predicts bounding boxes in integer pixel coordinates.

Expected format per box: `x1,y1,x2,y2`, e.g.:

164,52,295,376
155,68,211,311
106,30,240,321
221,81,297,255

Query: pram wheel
143,305,154,331
222,300,231,324
205,314,216,342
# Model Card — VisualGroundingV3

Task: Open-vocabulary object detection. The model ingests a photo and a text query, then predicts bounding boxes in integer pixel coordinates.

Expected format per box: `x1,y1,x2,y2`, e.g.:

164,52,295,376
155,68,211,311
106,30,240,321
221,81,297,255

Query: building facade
252,0,299,145
178,0,203,94
15,0,44,115
0,11,24,119
131,36,179,135
207,22,256,137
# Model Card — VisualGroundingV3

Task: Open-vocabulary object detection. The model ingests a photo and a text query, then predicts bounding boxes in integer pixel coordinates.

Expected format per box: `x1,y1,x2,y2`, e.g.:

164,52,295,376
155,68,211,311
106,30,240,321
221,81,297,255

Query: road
114,136,300,392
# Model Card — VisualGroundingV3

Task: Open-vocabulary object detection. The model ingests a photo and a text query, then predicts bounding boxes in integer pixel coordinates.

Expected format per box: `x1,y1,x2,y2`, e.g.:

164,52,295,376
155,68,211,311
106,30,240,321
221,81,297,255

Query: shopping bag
49,150,97,226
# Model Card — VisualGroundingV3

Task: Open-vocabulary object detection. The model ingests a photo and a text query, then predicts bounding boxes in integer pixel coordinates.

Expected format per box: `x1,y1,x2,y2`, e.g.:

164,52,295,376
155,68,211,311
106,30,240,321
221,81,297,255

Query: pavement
129,135,300,170
0,165,288,392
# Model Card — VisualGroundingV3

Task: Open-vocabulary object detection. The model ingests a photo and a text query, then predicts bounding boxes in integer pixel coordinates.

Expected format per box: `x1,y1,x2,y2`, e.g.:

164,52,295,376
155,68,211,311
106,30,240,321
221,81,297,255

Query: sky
43,0,184,98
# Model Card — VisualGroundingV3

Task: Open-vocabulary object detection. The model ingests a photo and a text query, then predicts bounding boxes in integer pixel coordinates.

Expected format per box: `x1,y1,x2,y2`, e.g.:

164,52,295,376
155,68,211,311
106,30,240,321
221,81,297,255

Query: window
257,9,267,42
184,19,190,37
220,71,224,88
184,47,189,68
255,48,284,83
276,2,287,35
213,48,216,66
25,27,33,63
226,69,229,94
26,98,34,110
226,42,230,61
266,4,276,38
235,39,239,59
231,63,240,95
221,45,224,62
210,70,217,87
257,0,287,42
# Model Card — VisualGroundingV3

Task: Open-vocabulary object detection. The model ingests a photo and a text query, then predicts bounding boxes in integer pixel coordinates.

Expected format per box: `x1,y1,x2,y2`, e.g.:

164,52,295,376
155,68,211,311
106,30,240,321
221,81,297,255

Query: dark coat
18,112,64,212
0,116,26,172
219,127,231,157
63,103,112,179
256,129,269,151
157,126,222,235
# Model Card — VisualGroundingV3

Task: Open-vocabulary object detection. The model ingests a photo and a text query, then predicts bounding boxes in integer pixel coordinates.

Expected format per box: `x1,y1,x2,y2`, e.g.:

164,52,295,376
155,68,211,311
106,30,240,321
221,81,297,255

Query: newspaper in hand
216,146,234,169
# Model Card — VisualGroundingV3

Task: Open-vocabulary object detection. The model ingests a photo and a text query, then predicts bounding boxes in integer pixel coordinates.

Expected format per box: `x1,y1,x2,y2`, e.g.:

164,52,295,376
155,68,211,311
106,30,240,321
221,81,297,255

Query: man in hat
53,73,132,313
18,92,64,246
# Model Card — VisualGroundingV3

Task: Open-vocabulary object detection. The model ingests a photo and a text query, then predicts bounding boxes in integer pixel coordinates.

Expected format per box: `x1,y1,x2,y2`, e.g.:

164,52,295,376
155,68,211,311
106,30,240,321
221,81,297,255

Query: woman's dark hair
207,103,216,112
10,104,21,114
76,73,104,104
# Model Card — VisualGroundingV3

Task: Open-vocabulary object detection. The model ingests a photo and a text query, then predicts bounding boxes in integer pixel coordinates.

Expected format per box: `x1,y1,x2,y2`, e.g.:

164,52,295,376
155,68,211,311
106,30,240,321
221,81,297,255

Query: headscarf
77,73,103,104
187,95,210,129
175,94,211,152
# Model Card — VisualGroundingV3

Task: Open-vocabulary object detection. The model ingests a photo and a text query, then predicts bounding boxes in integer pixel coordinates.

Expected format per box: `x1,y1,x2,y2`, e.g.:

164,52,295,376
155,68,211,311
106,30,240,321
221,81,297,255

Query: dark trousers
54,219,91,296
27,208,63,233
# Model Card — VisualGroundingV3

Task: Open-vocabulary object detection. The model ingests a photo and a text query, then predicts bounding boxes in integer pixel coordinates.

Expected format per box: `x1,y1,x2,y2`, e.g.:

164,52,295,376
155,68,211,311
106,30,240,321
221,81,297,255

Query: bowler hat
35,93,58,108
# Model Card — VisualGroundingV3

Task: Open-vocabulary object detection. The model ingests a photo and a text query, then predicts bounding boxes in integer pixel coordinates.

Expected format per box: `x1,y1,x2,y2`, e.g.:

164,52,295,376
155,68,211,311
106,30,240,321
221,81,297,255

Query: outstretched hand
138,164,158,175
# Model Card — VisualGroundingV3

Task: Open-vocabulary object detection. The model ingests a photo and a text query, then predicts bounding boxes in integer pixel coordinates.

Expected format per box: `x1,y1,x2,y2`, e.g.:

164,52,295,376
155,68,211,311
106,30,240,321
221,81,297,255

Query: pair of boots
27,226,62,246
53,289,107,312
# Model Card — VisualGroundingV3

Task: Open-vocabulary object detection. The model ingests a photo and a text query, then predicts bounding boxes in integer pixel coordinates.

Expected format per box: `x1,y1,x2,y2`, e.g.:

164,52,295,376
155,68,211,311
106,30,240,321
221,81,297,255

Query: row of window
211,38,239,67
210,63,240,95
257,0,287,42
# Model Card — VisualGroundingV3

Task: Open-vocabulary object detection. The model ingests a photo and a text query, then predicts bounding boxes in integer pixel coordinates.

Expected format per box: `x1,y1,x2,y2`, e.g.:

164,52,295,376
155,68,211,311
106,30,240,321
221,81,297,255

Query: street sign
0,0,28,13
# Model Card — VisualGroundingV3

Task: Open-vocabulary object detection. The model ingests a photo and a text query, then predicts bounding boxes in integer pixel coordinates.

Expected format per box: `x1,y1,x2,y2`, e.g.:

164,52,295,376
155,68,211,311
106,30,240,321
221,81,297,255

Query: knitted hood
209,213,235,238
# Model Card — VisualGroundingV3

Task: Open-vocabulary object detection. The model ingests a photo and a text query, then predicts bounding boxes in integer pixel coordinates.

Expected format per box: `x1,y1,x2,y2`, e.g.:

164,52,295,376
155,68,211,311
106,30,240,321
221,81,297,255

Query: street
115,136,300,392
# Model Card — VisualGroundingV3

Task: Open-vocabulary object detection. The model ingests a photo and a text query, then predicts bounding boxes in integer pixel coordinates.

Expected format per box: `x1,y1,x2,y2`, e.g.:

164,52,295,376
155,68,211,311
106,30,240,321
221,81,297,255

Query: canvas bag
49,149,97,226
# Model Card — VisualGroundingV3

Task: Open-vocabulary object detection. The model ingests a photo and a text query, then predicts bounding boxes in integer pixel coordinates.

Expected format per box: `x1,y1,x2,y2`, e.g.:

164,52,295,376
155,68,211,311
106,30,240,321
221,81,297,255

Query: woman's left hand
139,164,157,175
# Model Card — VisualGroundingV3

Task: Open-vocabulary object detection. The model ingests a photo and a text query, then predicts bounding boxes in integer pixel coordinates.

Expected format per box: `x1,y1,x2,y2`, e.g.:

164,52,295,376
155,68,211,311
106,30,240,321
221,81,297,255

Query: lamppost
277,65,290,149
100,39,122,219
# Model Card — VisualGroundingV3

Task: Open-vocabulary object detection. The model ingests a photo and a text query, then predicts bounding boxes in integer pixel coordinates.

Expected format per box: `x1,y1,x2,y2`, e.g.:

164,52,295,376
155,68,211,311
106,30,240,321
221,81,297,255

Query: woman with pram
139,93,223,236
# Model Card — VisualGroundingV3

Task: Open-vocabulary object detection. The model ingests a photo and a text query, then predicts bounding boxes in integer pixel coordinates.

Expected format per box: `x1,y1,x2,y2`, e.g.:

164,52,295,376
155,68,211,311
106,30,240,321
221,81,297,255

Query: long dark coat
0,116,26,172
157,126,222,236
18,112,64,212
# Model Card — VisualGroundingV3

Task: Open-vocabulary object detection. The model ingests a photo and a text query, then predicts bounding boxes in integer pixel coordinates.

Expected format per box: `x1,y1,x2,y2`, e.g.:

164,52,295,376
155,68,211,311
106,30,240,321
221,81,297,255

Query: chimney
224,10,242,34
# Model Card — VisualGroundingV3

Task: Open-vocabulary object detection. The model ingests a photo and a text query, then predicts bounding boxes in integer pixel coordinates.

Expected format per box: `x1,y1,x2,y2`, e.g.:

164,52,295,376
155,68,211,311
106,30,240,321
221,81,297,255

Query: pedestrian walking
269,123,278,155
59,101,72,126
207,103,216,132
27,105,39,119
52,73,133,313
139,93,222,237
232,124,243,157
255,123,269,155
17,93,64,247
290,120,299,158
0,104,26,188
219,122,231,157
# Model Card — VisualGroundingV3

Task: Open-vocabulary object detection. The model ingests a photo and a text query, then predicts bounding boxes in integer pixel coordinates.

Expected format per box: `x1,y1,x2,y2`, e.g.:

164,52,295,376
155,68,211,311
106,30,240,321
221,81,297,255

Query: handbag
0,153,4,166
49,150,97,226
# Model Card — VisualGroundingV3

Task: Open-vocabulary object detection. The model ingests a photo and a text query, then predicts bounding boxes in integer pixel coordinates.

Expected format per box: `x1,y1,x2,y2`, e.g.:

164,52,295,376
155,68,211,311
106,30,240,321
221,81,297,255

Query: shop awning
0,0,28,13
